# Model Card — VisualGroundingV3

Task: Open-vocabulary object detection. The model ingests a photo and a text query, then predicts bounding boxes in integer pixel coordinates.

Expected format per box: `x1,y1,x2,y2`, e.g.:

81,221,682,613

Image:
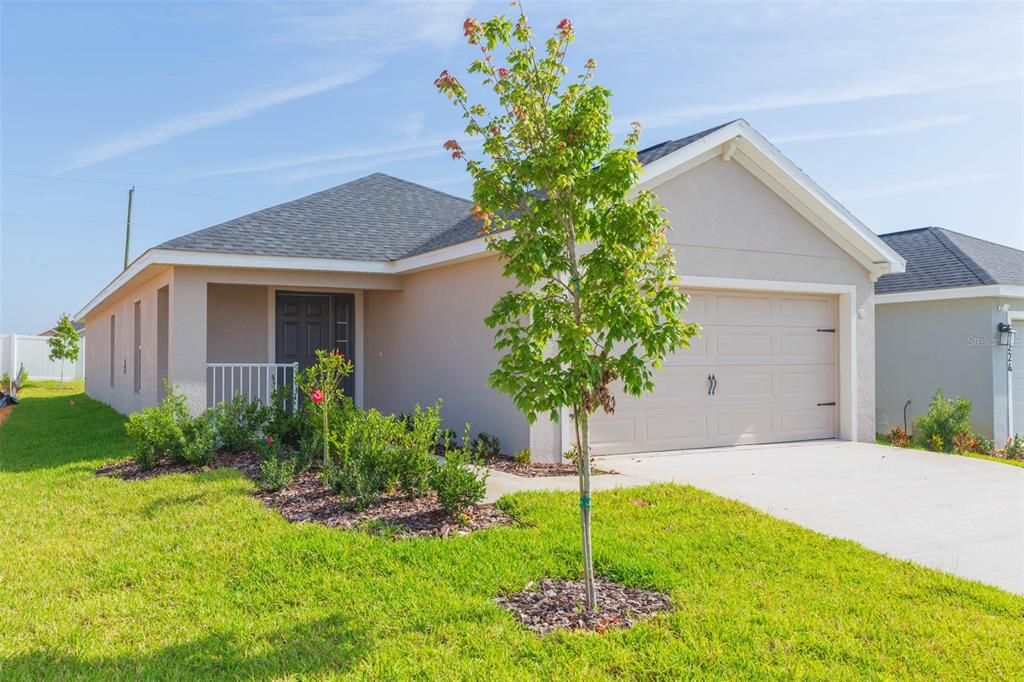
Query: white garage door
590,289,838,455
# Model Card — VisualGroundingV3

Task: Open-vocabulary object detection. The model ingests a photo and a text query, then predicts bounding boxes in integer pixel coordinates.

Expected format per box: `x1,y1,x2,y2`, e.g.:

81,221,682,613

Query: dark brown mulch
97,451,513,538
255,474,513,537
95,450,261,481
496,578,673,634
484,456,616,478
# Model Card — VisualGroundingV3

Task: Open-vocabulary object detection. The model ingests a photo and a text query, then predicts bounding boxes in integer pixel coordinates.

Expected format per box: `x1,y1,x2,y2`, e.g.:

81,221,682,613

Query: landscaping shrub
472,432,502,458
257,436,298,492
1004,434,1024,460
330,408,406,510
914,389,972,453
435,427,459,453
513,447,531,465
124,382,190,470
180,409,217,465
886,426,911,448
432,427,488,516
264,385,303,448
394,402,442,498
215,395,269,453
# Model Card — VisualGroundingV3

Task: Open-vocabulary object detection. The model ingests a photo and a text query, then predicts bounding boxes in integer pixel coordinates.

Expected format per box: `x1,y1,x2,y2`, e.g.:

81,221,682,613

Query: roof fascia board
875,285,1024,304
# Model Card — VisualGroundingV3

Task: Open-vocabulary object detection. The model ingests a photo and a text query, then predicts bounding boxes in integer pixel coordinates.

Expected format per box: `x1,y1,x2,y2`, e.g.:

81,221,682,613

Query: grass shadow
0,613,368,680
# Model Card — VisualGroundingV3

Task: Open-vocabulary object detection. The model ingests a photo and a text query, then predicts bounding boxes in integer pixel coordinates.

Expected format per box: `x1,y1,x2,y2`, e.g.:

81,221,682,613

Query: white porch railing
206,363,299,409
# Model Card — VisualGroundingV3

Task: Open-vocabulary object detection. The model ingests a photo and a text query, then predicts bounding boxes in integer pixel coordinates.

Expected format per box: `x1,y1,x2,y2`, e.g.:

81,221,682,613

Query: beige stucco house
874,227,1024,444
75,119,905,462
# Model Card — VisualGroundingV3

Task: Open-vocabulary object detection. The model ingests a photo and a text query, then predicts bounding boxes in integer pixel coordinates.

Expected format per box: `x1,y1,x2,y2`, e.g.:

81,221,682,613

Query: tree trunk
60,359,65,391
575,406,597,609
322,408,329,467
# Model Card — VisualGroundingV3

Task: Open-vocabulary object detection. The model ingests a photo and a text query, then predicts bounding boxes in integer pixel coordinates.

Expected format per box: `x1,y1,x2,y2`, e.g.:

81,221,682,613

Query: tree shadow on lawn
0,613,369,680
0,390,132,473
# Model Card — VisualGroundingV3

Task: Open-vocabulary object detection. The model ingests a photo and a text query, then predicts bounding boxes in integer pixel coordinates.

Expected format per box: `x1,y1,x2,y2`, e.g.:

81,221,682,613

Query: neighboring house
38,321,85,338
875,227,1024,443
74,119,904,462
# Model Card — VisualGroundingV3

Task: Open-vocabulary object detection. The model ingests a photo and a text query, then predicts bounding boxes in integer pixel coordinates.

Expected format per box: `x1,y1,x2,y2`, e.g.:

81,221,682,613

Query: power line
1,171,262,205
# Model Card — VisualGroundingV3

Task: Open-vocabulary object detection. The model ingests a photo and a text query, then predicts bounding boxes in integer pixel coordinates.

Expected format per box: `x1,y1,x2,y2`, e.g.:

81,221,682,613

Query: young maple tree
297,348,353,466
436,7,697,608
47,313,81,391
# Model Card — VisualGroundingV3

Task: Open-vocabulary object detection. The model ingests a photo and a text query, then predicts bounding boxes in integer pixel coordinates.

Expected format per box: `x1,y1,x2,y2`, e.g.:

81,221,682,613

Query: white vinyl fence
0,334,85,382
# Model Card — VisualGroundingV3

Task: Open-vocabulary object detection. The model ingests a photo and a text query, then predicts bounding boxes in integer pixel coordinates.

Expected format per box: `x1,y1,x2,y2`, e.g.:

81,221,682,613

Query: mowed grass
1,383,1022,680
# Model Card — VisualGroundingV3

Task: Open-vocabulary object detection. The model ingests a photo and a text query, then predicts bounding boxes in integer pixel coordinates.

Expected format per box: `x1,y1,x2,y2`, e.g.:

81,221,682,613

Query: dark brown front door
276,292,355,398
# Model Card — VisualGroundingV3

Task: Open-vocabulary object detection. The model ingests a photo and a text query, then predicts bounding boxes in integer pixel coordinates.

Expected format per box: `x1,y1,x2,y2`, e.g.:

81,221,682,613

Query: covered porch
164,265,402,413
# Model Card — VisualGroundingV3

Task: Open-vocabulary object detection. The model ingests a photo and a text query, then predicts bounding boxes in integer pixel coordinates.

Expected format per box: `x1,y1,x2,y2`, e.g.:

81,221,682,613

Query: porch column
168,268,208,414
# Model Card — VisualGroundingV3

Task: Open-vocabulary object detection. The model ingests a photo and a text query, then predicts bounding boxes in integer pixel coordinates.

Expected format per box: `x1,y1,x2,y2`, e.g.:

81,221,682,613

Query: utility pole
123,185,135,270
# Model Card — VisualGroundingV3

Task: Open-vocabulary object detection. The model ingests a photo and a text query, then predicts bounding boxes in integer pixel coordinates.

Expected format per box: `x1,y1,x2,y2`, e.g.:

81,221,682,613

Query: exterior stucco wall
364,255,530,456
656,157,877,442
82,268,172,414
875,299,997,438
207,283,269,364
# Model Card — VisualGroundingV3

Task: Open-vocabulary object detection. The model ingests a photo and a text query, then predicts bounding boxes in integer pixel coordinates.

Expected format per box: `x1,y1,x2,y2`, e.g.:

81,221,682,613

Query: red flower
266,435,274,446
310,389,324,404
496,67,509,78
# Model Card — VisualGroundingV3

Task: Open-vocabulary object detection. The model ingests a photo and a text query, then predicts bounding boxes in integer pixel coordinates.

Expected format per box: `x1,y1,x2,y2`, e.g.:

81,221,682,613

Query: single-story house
875,227,1024,444
74,119,905,462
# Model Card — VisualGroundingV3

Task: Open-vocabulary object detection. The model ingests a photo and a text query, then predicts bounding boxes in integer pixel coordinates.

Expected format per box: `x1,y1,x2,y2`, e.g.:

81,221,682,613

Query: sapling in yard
46,314,80,391
436,6,697,608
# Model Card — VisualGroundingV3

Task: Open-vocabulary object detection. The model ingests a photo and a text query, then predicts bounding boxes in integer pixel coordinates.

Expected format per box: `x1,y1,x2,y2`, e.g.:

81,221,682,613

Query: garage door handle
707,374,713,395
711,374,718,395
817,401,836,406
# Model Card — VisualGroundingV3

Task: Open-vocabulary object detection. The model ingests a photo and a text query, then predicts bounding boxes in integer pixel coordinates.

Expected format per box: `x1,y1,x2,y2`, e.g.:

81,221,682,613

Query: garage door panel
590,289,838,455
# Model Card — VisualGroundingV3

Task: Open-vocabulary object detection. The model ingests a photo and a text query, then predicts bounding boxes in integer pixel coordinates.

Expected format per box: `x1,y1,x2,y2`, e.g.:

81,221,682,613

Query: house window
133,301,142,393
109,314,115,387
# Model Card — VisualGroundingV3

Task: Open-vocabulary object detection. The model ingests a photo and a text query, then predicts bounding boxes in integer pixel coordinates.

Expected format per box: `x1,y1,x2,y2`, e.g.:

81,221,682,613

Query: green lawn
1,382,1022,680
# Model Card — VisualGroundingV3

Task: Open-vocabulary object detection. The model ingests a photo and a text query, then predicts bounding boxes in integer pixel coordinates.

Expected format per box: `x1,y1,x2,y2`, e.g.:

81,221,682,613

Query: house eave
875,284,1024,304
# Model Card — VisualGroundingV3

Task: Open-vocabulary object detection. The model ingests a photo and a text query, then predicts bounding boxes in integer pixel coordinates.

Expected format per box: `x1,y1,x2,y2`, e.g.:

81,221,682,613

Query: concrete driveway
486,441,1024,594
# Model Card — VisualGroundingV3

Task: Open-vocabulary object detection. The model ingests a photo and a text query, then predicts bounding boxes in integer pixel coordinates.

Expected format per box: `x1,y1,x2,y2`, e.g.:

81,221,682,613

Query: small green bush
394,402,442,498
180,409,217,465
332,409,406,510
215,395,269,453
471,432,502,458
124,382,190,470
264,385,303,448
1004,434,1024,460
257,436,298,492
914,390,972,453
432,427,488,516
513,448,531,465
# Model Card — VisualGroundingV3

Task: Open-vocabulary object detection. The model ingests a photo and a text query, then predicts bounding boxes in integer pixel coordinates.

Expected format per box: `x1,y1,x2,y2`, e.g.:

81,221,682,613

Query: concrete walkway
485,440,1024,595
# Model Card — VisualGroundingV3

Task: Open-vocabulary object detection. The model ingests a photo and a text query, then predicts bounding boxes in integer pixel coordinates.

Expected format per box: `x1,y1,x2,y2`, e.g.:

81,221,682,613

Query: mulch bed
0,405,14,426
496,578,673,634
95,450,260,481
484,456,615,478
254,473,513,537
97,450,514,538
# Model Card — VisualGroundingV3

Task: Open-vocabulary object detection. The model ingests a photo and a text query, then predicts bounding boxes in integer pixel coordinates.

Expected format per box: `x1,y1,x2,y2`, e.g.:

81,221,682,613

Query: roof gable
876,227,1024,294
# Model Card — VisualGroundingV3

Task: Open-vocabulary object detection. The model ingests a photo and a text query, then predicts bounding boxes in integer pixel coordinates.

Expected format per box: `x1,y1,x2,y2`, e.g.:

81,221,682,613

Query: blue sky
1,1,1021,333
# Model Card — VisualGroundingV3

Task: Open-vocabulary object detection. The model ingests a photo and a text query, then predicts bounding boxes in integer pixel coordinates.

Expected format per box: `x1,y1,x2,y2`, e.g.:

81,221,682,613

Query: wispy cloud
629,71,1018,130
842,172,996,200
772,114,971,144
59,65,377,173
186,140,438,180
276,147,444,184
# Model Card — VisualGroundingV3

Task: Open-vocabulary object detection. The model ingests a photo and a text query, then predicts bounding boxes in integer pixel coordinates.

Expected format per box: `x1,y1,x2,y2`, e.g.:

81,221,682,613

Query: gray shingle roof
160,122,738,262
160,173,473,261
875,227,1024,294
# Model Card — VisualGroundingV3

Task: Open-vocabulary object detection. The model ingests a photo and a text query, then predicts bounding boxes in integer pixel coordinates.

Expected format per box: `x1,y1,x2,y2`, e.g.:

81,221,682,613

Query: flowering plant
297,348,354,466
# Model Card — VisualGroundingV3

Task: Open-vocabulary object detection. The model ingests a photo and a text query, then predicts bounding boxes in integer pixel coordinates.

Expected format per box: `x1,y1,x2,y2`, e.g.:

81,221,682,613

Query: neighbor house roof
875,227,1024,295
